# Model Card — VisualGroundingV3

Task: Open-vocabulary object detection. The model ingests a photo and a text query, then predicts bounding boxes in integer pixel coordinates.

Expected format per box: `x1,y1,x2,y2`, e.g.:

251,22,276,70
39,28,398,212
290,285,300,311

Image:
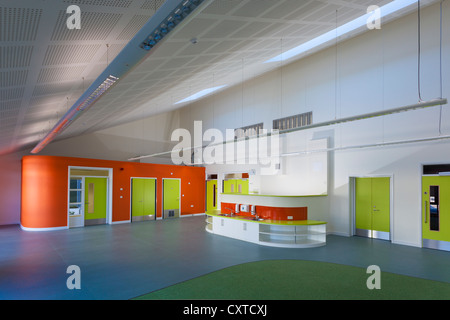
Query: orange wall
221,202,307,221
21,155,205,229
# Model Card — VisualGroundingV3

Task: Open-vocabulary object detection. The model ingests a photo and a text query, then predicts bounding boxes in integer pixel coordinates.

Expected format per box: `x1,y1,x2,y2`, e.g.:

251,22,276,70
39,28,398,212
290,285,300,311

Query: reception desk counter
205,211,326,248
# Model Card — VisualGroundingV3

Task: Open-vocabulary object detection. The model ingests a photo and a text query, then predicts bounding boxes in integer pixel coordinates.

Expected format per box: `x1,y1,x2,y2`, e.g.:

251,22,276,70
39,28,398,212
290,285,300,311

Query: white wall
40,110,182,164
0,150,28,225
178,2,450,247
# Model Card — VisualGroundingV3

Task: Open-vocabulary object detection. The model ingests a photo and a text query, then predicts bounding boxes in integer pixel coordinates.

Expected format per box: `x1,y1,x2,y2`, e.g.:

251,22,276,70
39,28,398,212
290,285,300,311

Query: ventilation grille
51,10,123,41
0,46,33,68
235,123,264,139
273,112,312,130
0,7,42,41
62,0,132,8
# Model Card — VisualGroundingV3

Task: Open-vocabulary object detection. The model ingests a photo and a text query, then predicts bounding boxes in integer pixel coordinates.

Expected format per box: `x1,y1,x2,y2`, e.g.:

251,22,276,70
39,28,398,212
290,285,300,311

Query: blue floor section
1,215,449,300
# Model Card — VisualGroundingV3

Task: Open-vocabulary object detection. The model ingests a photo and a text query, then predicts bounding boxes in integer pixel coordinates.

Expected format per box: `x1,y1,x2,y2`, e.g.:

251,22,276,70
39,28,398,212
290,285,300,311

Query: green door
163,179,180,219
422,176,450,251
84,177,107,226
131,178,156,222
237,179,249,194
223,179,236,193
206,180,218,212
355,177,390,240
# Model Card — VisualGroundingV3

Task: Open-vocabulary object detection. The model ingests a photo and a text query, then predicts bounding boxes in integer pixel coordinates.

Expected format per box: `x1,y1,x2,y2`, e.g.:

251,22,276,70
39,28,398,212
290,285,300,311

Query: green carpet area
133,259,450,300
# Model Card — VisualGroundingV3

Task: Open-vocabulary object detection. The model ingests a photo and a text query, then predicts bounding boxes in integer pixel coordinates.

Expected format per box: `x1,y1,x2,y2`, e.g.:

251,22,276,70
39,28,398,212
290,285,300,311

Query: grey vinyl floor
1,215,449,300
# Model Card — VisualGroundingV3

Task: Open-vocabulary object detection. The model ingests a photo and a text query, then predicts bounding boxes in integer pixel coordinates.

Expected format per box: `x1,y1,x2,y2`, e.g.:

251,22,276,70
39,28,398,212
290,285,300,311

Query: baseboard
327,231,351,237
181,213,206,218
20,224,68,232
111,220,131,224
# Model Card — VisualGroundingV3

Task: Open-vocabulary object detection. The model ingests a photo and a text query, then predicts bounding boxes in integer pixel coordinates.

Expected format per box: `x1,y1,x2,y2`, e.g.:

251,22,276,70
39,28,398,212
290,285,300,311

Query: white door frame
130,177,157,222
67,166,113,227
349,174,394,241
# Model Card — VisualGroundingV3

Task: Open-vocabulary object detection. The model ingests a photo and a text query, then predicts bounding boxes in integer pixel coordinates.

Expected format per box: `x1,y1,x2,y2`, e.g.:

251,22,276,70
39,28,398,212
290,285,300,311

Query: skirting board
20,225,68,232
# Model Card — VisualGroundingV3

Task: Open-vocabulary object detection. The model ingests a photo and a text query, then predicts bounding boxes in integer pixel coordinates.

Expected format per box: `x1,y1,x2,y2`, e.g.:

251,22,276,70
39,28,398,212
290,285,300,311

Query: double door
131,178,156,221
223,179,248,194
355,177,391,240
422,176,450,251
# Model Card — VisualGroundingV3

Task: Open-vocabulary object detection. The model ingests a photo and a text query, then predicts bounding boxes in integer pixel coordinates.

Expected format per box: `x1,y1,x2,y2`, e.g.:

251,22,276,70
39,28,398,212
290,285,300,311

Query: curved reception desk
205,211,326,248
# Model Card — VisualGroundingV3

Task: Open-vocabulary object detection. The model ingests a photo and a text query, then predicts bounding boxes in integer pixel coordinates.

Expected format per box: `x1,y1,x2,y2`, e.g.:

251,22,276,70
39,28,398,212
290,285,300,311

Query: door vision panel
422,176,450,251
84,177,107,226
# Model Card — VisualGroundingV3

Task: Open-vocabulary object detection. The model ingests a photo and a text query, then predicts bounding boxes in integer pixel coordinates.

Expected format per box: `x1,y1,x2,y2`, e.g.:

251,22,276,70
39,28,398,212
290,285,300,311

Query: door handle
424,200,428,224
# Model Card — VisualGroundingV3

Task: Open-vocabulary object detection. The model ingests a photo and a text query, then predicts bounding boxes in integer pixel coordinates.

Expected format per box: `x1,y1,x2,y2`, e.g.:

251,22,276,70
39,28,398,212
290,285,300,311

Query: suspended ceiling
0,0,437,155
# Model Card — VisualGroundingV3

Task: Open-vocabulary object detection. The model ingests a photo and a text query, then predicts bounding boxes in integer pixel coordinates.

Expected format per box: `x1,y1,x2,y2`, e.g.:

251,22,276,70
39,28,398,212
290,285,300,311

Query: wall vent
273,111,312,130
235,123,264,139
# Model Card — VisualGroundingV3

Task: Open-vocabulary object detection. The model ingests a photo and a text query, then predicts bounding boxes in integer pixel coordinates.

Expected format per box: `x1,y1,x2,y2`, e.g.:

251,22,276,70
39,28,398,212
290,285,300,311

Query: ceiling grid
0,0,438,154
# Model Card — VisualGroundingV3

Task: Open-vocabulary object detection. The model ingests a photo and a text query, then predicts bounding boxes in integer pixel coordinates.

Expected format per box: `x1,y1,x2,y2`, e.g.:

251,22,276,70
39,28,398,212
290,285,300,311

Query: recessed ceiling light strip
30,0,210,154
31,75,120,153
140,0,206,51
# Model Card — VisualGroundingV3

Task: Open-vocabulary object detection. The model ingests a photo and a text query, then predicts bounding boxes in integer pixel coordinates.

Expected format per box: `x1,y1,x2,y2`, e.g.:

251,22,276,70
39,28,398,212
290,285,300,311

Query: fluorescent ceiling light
265,0,418,63
175,85,227,104
31,75,119,154
30,0,210,154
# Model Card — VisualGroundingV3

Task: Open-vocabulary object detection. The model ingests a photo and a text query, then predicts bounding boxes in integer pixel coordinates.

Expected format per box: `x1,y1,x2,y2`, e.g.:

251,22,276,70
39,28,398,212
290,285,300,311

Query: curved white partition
205,212,326,248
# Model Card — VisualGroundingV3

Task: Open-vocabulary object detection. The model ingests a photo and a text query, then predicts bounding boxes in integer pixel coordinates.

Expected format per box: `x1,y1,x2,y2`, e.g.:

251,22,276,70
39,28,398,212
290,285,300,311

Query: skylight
175,85,227,104
265,0,418,63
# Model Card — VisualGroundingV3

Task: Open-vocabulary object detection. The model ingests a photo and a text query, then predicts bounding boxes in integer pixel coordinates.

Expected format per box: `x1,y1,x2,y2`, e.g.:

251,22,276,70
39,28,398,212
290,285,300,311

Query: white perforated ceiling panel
0,0,437,155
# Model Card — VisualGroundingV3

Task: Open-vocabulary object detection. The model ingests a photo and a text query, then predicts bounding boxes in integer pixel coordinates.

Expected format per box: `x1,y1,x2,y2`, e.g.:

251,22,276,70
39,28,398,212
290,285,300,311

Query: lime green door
163,179,180,219
355,177,390,240
131,178,156,222
223,179,236,193
206,180,218,212
84,177,107,226
223,179,248,194
422,176,450,251
237,179,249,194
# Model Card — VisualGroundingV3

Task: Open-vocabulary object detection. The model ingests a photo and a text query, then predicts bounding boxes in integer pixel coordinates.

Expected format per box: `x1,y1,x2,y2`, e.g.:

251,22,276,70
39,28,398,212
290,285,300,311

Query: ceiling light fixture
175,85,227,104
265,0,419,63
140,0,205,51
31,75,119,154
30,0,210,154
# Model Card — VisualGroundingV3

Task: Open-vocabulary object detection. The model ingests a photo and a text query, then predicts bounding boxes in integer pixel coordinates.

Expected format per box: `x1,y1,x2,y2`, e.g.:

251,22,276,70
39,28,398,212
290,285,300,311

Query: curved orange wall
21,155,205,229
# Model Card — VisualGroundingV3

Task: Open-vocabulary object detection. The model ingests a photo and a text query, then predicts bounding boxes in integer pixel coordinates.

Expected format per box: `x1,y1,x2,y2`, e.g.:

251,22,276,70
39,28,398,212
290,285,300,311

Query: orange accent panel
21,155,205,229
221,202,307,221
